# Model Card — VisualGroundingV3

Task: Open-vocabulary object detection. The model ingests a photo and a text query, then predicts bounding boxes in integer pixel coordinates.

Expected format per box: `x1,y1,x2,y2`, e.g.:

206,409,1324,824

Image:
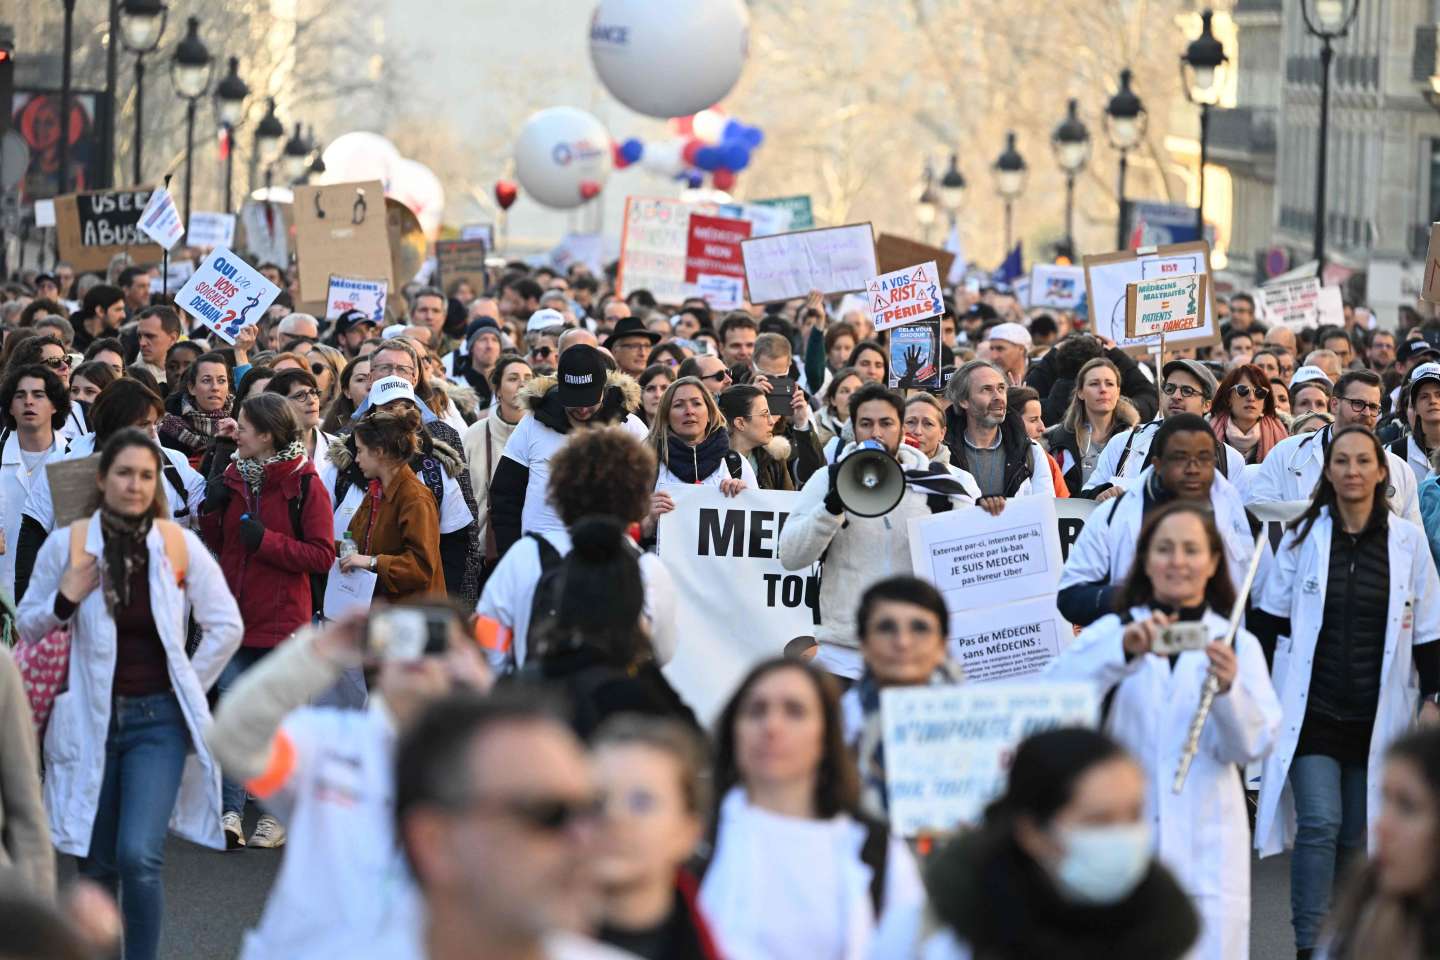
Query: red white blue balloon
513,106,614,209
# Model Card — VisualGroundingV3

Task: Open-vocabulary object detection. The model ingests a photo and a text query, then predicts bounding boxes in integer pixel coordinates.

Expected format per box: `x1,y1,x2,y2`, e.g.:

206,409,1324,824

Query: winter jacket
1043,421,1135,498
747,436,797,491
489,371,646,557
1024,343,1159,426
345,465,446,603
199,456,335,648
943,408,1055,500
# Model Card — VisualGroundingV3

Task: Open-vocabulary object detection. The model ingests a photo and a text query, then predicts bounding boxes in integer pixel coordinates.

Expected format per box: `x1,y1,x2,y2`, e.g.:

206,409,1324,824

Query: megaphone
835,440,906,517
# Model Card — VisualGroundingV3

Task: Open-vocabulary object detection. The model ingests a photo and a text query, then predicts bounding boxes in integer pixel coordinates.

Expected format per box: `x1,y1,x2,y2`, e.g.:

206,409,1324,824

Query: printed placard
1029,264,1086,310
684,214,752,284
948,596,1073,682
138,187,184,250
1259,276,1344,330
1125,273,1207,338
325,275,388,322
1082,241,1219,354
867,260,943,332
174,246,282,345
908,496,1064,610
695,273,744,311
889,319,942,391
187,211,237,249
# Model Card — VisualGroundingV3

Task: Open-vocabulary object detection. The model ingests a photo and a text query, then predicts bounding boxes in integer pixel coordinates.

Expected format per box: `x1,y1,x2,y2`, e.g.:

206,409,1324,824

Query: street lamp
214,57,248,214
993,131,1027,253
282,123,311,184
170,15,213,234
1105,67,1147,250
915,161,938,241
1300,0,1360,278
307,126,326,178
58,0,76,193
938,153,966,226
117,0,168,185
1180,9,1228,235
1051,98,1090,257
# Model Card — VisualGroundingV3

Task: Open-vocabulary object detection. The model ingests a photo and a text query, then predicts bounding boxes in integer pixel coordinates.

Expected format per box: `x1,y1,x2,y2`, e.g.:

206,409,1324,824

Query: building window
1428,137,1440,225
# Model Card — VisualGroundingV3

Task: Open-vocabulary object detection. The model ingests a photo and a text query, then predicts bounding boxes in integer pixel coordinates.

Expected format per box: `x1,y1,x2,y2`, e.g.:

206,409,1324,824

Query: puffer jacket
199,456,335,648
747,435,796,491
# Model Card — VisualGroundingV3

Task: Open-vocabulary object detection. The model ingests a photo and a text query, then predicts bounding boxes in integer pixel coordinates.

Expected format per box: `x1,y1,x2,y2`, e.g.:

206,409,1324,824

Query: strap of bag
483,421,498,563
153,519,189,586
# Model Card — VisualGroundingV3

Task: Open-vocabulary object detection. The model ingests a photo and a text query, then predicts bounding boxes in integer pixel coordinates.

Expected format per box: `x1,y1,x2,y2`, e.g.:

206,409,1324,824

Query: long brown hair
1116,501,1237,613
1287,424,1389,544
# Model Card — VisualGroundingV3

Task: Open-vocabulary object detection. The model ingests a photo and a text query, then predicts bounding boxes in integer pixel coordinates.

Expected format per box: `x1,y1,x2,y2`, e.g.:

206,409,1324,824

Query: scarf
99,508,154,613
159,393,229,455
853,662,966,820
665,430,731,484
1210,411,1286,463
234,440,305,495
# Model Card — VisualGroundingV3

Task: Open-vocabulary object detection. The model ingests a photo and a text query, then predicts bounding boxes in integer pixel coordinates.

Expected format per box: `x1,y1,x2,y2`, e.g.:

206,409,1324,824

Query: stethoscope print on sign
314,187,368,225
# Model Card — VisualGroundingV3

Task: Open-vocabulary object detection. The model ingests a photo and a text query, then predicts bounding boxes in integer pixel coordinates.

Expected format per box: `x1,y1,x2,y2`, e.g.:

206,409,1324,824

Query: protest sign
1029,264,1086,310
695,274,744,310
685,214,751,284
881,682,1098,835
174,247,282,345
875,234,957,282
137,187,183,250
715,202,789,237
1259,276,1344,330
435,239,489,301
949,596,1073,682
34,199,57,228
1083,241,1219,354
54,188,164,272
460,222,495,246
908,496,1064,610
550,233,606,276
292,180,392,302
617,197,692,303
741,223,877,304
1426,224,1440,304
1055,498,1099,563
1125,273,1207,339
187,211,236,249
889,319,942,391
149,260,196,295
755,195,814,229
237,199,289,267
866,261,943,333
387,199,426,289
47,456,102,529
326,275,388,322
658,487,819,722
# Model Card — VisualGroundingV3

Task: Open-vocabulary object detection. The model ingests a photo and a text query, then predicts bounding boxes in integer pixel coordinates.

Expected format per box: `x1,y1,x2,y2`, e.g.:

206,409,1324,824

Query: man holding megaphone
779,383,981,681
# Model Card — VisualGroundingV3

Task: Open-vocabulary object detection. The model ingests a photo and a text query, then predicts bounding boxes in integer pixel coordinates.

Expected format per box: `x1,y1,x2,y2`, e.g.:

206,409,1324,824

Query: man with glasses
1059,413,1258,626
676,355,732,397
601,316,660,378
526,308,566,375
1246,368,1421,524
134,305,183,387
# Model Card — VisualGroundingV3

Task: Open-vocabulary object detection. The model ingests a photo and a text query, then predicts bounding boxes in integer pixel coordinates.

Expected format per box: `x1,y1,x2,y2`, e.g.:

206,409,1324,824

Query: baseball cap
526,308,566,335
381,325,409,340
1409,361,1440,400
556,344,606,408
334,309,378,337
1161,358,1219,398
986,322,1032,349
1399,332,1440,363
368,375,419,409
1290,365,1333,390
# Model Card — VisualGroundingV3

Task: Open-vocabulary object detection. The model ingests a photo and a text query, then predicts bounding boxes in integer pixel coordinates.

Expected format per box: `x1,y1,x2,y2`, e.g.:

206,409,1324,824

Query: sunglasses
40,356,71,370
459,794,602,834
1231,383,1269,401
531,346,555,359
700,370,731,383
311,362,329,376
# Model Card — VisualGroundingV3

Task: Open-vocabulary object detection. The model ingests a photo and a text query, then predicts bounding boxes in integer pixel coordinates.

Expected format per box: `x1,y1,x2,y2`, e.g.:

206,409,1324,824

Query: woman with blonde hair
1044,356,1138,495
642,376,752,539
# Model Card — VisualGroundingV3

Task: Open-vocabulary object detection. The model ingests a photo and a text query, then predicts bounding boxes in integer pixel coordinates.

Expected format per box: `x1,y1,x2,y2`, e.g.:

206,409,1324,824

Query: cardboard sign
741,223,877,304
1082,241,1219,354
137,187,184,250
867,260,943,332
237,199,290,267
435,239,489,301
695,273,744,310
1259,276,1344,330
875,234,956,284
1425,224,1440,304
755,194,814,229
292,180,391,302
684,213,752,284
1125,273,1207,338
326,275,388,322
882,682,1098,836
1029,264,1086,310
187,211,236,249
174,247,282,345
889,318,942,391
54,188,164,272
47,455,102,529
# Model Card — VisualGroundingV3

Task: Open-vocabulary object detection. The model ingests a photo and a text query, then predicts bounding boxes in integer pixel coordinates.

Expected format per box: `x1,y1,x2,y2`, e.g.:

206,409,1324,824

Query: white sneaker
222,811,246,850
248,814,286,849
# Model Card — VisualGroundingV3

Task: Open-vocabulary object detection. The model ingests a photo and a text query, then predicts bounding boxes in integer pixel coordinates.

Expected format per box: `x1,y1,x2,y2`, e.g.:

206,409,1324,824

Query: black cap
1399,331,1440,363
334,309,378,336
556,344,606,407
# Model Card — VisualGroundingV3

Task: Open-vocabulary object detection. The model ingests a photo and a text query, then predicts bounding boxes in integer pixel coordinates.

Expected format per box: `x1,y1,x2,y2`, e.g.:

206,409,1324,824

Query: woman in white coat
641,376,750,541
1044,500,1282,960
1251,425,1440,959
17,428,242,960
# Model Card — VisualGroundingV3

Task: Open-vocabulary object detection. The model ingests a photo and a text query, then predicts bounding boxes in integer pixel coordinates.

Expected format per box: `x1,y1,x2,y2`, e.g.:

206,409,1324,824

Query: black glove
204,476,231,515
239,514,265,553
824,463,845,516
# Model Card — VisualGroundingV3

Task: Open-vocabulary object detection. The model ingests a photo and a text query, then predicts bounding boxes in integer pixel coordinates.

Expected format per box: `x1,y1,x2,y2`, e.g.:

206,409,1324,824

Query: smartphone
766,375,796,416
1152,622,1211,656
365,605,451,661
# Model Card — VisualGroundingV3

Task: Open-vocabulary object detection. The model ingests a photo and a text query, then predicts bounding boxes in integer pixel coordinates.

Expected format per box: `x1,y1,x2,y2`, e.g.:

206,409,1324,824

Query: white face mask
1051,822,1153,905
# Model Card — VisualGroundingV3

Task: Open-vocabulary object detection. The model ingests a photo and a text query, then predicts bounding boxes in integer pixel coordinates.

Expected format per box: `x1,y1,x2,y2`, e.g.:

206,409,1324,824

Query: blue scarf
664,430,731,484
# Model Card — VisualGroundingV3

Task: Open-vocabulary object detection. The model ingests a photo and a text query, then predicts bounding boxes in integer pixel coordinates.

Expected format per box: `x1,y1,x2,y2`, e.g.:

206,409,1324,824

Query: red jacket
200,456,335,648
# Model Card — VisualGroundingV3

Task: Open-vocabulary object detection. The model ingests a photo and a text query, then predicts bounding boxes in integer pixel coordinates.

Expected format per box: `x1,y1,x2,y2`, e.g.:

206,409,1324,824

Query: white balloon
691,109,726,144
513,107,613,209
318,131,402,188
388,158,446,240
638,138,685,176
590,0,749,118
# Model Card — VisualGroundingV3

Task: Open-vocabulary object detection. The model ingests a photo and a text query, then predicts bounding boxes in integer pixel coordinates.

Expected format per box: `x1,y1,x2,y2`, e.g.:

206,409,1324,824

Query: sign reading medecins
1125,273,1207,339
174,246,282,345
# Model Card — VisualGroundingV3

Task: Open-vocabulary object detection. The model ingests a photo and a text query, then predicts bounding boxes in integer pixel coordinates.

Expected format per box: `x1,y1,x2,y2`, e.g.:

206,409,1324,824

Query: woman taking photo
17,428,242,960
700,658,923,960
1208,363,1287,465
1045,501,1282,959
1045,357,1137,495
200,393,335,850
337,407,445,603
321,356,371,435
886,728,1199,959
158,351,235,469
643,377,751,539
638,363,674,428
264,369,339,465
1252,426,1440,960
719,384,792,491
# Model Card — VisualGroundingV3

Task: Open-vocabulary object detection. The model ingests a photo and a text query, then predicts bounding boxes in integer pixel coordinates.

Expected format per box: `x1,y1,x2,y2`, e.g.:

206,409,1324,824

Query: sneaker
222,811,246,850
248,814,286,849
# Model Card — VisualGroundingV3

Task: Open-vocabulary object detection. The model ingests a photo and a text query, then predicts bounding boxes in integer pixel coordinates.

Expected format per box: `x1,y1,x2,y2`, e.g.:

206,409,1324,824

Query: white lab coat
17,512,243,853
1088,419,1248,496
1044,608,1282,960
0,431,66,598
1245,424,1422,526
1253,509,1440,858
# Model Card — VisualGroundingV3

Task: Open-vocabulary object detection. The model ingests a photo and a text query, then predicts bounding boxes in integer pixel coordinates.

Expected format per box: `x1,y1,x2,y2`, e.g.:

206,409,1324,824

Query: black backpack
284,473,324,619
523,532,566,666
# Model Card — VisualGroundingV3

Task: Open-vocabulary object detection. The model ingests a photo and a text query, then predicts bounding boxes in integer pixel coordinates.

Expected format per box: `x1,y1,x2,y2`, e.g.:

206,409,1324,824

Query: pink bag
14,625,71,732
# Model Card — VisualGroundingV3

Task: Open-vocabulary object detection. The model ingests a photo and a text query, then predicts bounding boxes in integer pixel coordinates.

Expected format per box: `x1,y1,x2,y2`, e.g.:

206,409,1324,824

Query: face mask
1050,822,1152,905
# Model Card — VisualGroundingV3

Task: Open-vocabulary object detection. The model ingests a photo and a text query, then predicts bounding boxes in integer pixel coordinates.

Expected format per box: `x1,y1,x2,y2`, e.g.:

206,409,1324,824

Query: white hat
986,322,1032,349
1409,361,1440,400
526,308,566,334
368,375,418,408
1289,365,1332,389
380,325,408,340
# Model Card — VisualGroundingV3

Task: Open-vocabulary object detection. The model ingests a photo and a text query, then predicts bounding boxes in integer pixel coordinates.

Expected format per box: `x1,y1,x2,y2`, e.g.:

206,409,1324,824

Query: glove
204,476,231,515
239,514,265,553
824,463,845,516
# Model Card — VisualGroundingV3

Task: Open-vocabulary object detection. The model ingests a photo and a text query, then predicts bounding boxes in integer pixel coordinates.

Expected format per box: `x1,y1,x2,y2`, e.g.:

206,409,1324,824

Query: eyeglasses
1161,452,1218,468
40,356,71,370
1340,397,1383,416
311,363,329,377
700,370,731,383
288,389,322,403
1161,382,1205,400
1231,383,1269,401
370,363,415,378
453,794,603,834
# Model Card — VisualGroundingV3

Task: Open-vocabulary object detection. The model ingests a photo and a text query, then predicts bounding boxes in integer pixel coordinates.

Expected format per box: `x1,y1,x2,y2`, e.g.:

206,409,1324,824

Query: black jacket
943,408,1036,498
1024,345,1159,427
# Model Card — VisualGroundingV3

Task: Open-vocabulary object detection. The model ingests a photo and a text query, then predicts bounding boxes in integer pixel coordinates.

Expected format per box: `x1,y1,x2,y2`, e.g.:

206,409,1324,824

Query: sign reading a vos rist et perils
867,260,942,332
174,247,282,345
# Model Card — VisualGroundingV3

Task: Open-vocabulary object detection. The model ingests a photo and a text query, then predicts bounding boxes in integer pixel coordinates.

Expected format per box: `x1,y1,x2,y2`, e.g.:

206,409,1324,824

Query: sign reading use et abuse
174,247,282,345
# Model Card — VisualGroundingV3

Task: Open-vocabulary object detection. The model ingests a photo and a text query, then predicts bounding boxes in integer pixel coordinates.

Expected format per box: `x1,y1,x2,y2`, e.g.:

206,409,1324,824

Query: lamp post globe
1051,99,1090,255
171,15,212,100
938,152,966,221
1105,68,1147,249
120,0,167,53
282,123,311,183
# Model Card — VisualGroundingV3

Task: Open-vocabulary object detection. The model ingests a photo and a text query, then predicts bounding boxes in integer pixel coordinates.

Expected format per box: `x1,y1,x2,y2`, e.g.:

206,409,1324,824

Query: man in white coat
0,364,71,598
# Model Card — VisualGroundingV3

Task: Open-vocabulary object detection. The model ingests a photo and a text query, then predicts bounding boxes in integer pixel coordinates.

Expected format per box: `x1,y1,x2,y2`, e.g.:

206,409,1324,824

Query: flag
993,243,1023,286
943,223,967,287
137,187,184,250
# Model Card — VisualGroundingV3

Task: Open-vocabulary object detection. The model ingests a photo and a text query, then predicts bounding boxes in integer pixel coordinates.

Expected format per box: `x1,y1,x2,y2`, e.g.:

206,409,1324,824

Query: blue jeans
80,692,191,960
1289,753,1368,948
216,646,270,813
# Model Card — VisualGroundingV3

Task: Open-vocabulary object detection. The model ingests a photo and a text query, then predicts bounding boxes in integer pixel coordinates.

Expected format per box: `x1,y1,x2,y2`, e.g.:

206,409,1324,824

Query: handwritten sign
55,188,164,271
174,247,282,345
617,197,692,303
1125,273,1207,338
867,260,942,332
741,223,877,304
1258,276,1343,330
138,187,184,250
881,682,1098,835
187,211,237,249
325,275,388,322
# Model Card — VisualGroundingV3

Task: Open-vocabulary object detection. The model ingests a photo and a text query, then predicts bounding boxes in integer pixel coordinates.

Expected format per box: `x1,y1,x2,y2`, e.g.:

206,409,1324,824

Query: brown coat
346,466,445,603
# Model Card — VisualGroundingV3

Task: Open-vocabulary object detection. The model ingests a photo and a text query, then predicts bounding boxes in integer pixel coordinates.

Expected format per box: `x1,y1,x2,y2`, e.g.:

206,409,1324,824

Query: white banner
881,681,1098,836
1056,497,1100,563
658,487,820,722
187,211,237,249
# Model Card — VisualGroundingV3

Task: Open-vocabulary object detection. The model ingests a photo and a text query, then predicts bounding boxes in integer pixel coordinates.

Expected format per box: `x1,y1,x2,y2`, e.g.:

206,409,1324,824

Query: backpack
522,532,566,666
284,473,324,620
